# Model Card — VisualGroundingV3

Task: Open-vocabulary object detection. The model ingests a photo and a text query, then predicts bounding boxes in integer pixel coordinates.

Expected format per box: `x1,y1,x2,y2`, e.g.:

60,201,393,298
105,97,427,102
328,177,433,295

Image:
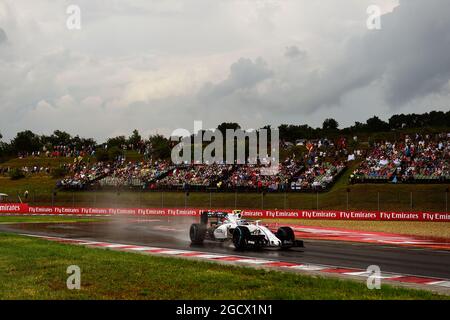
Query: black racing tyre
232,226,251,250
276,227,295,247
190,223,207,244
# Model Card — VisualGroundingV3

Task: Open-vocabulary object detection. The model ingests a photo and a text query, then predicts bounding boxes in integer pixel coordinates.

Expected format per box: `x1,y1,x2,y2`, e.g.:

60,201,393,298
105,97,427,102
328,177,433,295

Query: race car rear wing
200,211,228,224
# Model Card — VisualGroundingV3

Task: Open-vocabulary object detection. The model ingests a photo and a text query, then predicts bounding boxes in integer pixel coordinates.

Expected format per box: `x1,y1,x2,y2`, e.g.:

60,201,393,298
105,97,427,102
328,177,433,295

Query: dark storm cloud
284,46,306,59
199,57,273,100
184,0,450,128
373,0,450,106
268,0,450,112
311,0,450,109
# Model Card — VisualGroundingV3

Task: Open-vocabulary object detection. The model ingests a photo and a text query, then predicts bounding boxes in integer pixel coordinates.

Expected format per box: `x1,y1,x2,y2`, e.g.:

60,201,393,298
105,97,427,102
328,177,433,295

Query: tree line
0,110,449,162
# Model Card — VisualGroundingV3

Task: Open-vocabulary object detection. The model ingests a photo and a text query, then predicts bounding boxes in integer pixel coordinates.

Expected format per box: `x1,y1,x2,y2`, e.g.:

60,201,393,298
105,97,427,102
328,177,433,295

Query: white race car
189,210,304,250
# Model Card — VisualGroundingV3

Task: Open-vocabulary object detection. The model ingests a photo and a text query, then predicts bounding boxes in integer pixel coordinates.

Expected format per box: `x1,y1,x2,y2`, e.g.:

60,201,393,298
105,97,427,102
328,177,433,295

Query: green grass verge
0,233,447,300
0,216,104,224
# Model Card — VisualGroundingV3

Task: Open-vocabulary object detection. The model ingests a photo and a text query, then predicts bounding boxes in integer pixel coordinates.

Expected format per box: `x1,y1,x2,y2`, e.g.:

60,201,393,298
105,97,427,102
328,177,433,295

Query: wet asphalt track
1,216,450,279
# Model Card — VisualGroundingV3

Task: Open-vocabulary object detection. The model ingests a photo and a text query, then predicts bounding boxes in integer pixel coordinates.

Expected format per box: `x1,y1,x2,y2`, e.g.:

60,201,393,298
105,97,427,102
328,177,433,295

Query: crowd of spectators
291,162,346,191
17,145,96,159
57,161,111,190
0,166,51,175
223,159,302,191
350,133,450,183
53,157,346,192
44,145,96,158
49,135,352,192
8,132,449,192
157,164,233,190
98,161,172,189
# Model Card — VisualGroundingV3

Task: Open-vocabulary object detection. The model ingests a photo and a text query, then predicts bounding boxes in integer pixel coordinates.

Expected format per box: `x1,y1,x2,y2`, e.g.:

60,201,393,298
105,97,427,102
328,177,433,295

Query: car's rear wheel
276,227,295,248
190,223,206,244
232,226,251,250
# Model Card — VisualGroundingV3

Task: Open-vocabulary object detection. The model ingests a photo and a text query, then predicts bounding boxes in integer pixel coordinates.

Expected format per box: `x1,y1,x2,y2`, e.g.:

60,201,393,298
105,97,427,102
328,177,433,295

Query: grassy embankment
0,233,448,300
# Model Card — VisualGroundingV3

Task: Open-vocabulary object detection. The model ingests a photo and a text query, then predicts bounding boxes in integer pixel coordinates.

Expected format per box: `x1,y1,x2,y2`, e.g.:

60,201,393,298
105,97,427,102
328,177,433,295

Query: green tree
71,136,96,150
128,129,142,148
107,136,126,149
322,118,339,131
51,130,72,146
279,124,315,141
11,130,42,153
217,122,241,136
366,116,390,132
0,132,5,158
148,134,171,160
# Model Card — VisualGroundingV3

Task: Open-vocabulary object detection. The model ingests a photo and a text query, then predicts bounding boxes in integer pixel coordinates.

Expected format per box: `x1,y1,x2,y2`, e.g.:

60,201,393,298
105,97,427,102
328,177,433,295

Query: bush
95,148,109,162
51,167,68,179
108,146,123,161
9,168,25,180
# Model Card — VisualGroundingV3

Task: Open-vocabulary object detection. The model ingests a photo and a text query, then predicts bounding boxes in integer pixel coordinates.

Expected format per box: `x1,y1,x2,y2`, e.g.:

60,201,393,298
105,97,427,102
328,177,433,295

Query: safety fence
5,188,450,213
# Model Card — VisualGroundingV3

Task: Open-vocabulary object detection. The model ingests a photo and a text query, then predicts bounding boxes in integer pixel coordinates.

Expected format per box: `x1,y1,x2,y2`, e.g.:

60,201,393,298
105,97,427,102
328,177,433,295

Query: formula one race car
189,210,304,250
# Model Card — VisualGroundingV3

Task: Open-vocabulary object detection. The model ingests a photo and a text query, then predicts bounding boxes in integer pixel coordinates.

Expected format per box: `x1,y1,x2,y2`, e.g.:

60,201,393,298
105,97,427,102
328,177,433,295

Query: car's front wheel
232,226,251,250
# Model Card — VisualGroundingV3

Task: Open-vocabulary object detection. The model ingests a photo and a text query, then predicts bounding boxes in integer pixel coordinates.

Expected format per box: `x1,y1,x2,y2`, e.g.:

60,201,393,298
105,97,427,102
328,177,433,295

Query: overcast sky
0,0,449,142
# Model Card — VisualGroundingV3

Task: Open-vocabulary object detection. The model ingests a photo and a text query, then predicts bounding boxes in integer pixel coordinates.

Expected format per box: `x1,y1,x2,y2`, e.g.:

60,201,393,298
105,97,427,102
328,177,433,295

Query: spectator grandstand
53,157,346,192
2,128,448,192
157,164,233,191
350,133,450,184
291,162,346,191
57,161,111,190
98,161,173,189
52,132,448,191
